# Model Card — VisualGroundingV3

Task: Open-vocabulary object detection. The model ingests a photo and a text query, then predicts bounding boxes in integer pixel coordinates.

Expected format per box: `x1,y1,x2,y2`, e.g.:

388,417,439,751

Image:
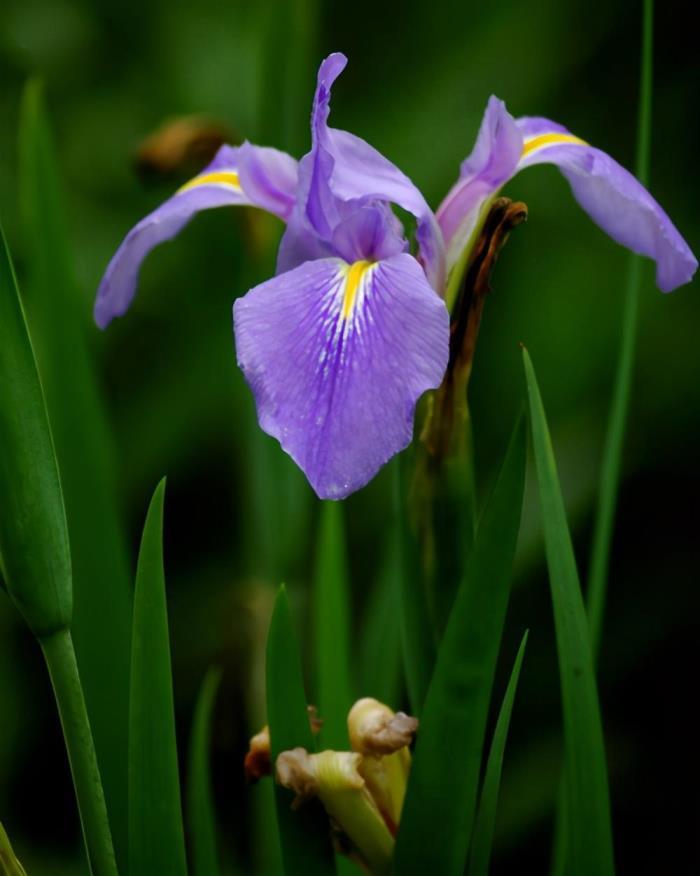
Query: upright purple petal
437,97,522,272
234,253,449,499
94,143,298,328
285,52,446,291
515,118,697,292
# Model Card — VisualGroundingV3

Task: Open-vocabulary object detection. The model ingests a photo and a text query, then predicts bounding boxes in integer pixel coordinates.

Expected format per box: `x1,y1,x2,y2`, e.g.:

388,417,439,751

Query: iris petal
437,97,522,271
515,120,698,292
284,52,446,292
438,97,697,292
233,253,449,499
94,143,298,328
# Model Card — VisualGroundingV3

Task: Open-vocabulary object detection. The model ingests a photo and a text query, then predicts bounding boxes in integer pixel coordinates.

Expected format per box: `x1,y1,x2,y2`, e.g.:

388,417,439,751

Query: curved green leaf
522,348,615,876
266,585,336,876
187,666,222,876
467,630,529,876
18,78,132,864
0,222,71,638
129,480,188,876
394,413,526,875
313,502,352,749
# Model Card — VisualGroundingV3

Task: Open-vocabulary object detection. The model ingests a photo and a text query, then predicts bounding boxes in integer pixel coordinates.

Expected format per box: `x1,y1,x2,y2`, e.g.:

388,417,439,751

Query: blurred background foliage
0,0,697,873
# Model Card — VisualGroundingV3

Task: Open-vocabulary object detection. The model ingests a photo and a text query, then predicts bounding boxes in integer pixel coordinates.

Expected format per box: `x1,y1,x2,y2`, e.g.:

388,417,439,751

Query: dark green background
0,0,697,872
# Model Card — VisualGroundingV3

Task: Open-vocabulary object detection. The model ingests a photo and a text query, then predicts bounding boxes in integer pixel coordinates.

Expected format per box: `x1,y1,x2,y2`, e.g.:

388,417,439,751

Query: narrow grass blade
0,821,28,876
587,0,654,661
266,585,336,875
18,80,132,861
394,413,526,875
187,667,222,876
260,0,318,153
523,348,615,876
467,631,529,876
396,454,436,714
0,222,71,637
129,480,188,876
358,529,402,708
313,502,353,749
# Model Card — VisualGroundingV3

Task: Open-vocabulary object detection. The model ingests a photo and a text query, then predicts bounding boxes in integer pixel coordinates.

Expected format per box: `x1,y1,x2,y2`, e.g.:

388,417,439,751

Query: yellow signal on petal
341,260,374,320
178,170,241,194
521,132,588,157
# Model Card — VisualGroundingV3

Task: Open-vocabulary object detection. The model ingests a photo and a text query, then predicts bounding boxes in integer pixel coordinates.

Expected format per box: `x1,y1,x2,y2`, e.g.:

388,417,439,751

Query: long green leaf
187,666,222,876
129,480,188,876
396,454,436,714
358,528,403,708
522,348,615,876
587,0,654,661
394,413,526,875
0,222,71,637
266,585,336,875
467,631,529,876
18,79,132,864
313,502,352,749
0,821,28,876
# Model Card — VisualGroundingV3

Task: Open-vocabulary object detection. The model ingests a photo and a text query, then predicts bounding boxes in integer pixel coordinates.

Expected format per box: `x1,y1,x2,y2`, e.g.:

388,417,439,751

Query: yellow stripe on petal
521,132,588,157
341,260,374,320
178,170,241,194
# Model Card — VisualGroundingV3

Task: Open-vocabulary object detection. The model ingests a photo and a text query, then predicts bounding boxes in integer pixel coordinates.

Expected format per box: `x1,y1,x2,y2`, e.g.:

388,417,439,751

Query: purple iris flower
95,56,696,500
437,96,697,292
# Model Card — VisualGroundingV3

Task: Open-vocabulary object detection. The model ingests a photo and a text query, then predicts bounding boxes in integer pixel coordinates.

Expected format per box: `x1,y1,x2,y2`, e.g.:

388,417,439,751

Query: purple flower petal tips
94,143,298,328
233,254,449,500
437,97,697,291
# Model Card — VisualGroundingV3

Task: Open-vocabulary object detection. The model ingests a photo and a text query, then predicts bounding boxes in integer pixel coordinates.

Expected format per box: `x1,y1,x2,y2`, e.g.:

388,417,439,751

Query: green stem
40,628,118,876
586,0,653,662
552,4,654,873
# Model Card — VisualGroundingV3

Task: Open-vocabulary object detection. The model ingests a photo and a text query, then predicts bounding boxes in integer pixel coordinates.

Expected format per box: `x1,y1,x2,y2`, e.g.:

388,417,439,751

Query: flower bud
348,698,418,830
276,748,394,875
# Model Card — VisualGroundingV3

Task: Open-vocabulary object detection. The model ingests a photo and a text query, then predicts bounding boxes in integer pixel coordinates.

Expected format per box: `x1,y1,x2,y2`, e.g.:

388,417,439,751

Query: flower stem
40,627,118,876
586,0,653,662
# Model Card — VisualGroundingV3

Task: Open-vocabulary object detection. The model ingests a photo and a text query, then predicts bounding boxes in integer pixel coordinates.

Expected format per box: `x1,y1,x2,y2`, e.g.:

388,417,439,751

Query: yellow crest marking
341,260,374,320
521,132,588,157
178,170,241,194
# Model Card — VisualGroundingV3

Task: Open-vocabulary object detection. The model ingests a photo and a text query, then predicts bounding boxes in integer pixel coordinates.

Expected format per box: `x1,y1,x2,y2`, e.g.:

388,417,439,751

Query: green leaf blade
18,78,133,865
395,413,526,875
358,528,402,708
522,348,615,876
266,585,336,876
313,502,353,750
468,631,529,876
0,222,71,638
396,454,436,715
129,479,188,876
187,666,222,876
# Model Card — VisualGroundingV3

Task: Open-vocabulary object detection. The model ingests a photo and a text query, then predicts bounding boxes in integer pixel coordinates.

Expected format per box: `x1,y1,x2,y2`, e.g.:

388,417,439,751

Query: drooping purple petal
233,253,449,499
437,97,697,292
515,119,698,292
282,52,446,291
94,143,298,328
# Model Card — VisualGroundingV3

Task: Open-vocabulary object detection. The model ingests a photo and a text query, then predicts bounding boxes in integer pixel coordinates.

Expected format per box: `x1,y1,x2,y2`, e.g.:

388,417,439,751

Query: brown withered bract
243,705,322,783
348,697,418,756
422,197,528,462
